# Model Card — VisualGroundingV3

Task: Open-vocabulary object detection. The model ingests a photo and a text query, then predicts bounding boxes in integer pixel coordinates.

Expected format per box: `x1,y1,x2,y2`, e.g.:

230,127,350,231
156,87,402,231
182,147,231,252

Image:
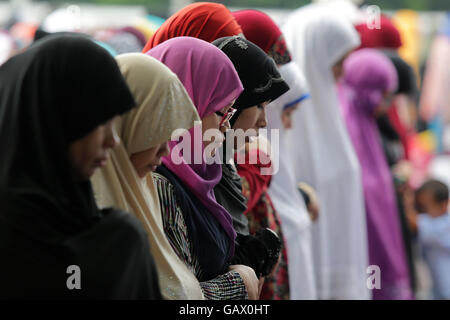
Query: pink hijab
146,37,243,247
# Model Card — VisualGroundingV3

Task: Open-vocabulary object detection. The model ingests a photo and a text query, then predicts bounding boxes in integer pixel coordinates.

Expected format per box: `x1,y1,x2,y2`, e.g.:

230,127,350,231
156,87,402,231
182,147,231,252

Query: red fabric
238,155,290,299
355,14,402,50
235,149,272,214
232,9,291,65
142,2,242,52
232,9,281,53
388,102,411,160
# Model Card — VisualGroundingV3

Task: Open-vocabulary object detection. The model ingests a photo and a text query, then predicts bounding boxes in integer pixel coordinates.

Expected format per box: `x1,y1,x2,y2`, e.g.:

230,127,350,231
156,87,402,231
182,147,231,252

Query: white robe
281,9,370,299
267,62,317,299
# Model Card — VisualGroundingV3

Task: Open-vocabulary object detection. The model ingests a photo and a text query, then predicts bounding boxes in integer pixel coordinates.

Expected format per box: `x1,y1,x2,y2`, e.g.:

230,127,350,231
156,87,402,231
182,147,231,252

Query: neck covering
283,10,370,299
142,2,242,52
212,36,289,126
91,53,204,299
355,14,402,50
236,147,273,214
339,49,413,299
0,36,162,299
214,162,249,235
146,37,243,257
231,9,292,65
265,62,317,300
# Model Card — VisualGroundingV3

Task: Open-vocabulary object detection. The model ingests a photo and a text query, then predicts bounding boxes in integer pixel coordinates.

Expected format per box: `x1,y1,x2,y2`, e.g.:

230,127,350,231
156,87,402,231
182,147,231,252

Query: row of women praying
0,2,419,299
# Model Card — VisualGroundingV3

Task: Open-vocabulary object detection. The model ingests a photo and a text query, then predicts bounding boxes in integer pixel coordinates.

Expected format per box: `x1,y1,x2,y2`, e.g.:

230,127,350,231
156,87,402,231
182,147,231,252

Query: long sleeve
418,214,450,251
153,172,247,300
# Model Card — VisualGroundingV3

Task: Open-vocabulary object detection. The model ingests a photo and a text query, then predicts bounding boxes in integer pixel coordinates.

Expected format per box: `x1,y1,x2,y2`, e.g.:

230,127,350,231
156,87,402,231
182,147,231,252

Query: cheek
234,113,258,131
86,132,106,161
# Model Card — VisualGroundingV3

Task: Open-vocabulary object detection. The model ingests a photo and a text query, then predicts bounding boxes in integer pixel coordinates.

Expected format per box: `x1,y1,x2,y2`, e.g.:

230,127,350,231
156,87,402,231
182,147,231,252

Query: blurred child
406,179,450,299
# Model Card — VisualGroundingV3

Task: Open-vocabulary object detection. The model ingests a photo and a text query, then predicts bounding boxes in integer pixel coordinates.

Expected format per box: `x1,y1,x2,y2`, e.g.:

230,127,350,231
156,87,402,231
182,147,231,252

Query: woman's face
281,104,299,129
68,117,119,181
232,101,270,150
332,51,352,82
130,141,170,178
201,102,234,157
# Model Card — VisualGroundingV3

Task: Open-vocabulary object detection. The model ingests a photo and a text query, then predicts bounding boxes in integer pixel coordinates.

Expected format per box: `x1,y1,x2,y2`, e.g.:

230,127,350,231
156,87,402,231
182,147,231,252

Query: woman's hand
229,264,260,300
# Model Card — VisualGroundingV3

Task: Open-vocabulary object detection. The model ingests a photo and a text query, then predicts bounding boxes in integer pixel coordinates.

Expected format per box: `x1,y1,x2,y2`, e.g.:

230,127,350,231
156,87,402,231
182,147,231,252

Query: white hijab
282,10,370,299
267,61,317,299
92,53,204,299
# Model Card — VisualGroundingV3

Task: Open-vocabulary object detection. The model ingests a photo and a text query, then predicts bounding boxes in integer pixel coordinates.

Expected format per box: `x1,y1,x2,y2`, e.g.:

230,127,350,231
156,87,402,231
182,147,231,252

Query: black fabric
214,163,249,235
156,165,231,282
377,114,404,167
33,29,91,43
0,35,160,299
230,229,281,278
384,52,417,97
212,36,289,126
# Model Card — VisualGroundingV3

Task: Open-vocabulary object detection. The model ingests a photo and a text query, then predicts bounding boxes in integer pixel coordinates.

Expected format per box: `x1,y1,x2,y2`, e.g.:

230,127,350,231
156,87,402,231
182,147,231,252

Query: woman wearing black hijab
212,36,288,234
0,35,161,299
212,36,288,280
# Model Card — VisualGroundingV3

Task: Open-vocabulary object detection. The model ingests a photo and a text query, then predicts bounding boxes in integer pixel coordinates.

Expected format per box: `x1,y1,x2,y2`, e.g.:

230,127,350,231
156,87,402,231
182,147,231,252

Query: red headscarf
142,2,242,52
355,14,402,50
232,9,291,65
236,149,273,214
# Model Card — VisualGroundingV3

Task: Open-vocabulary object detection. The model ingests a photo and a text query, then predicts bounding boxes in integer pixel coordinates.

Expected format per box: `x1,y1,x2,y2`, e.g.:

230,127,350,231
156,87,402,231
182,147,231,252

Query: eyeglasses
215,107,237,126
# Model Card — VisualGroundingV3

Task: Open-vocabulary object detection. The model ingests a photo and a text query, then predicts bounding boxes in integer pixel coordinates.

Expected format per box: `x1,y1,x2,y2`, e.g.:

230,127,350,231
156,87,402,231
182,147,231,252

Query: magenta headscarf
339,49,413,299
146,37,243,248
340,48,398,114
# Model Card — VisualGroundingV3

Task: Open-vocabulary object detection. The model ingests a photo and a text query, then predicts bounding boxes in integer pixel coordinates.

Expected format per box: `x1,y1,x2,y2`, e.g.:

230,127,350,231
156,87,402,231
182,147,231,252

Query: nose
257,108,268,129
105,122,120,149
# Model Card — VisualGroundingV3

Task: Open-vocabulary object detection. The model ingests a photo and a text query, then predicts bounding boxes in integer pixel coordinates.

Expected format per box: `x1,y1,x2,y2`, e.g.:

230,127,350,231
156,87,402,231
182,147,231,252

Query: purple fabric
339,49,413,299
146,37,243,251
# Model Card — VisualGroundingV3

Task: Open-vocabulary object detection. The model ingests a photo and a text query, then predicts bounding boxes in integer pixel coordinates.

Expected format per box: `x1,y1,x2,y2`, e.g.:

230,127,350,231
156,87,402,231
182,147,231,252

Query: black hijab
0,35,160,299
384,52,417,97
212,36,289,126
212,36,288,234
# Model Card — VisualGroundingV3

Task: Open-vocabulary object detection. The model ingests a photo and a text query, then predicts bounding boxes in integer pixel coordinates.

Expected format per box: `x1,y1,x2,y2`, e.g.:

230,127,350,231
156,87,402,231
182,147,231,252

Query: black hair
417,179,449,203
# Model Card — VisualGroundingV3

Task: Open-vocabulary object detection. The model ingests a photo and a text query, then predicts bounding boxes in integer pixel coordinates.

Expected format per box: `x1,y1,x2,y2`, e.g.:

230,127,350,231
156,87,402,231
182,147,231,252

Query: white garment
267,62,317,299
282,10,370,299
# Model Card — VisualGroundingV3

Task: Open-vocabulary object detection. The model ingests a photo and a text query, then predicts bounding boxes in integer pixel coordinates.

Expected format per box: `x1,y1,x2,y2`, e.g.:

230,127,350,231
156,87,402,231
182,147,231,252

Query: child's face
416,190,448,218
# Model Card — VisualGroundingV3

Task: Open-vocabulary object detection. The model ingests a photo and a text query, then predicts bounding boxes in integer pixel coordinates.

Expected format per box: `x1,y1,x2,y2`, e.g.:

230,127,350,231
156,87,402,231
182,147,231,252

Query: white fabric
0,32,13,66
267,62,317,299
282,10,370,299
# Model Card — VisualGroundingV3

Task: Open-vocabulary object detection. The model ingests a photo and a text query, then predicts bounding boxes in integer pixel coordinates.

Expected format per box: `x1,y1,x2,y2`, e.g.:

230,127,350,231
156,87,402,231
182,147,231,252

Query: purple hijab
339,48,413,299
146,37,243,249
